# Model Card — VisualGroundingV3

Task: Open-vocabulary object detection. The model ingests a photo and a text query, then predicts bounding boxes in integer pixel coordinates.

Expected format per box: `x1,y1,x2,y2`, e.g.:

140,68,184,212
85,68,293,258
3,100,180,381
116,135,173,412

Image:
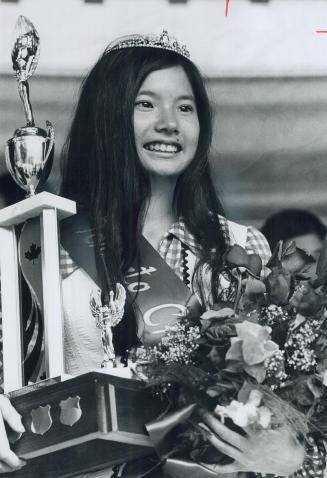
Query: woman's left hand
199,410,305,476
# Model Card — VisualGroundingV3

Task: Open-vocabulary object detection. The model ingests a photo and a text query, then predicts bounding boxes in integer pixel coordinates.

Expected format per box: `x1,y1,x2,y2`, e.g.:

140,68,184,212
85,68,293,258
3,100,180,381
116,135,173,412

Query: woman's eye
135,100,153,109
179,104,194,113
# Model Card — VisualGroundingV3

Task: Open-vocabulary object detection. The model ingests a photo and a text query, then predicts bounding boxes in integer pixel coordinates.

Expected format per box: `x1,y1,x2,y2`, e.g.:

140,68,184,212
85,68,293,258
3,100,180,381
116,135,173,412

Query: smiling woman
0,31,325,478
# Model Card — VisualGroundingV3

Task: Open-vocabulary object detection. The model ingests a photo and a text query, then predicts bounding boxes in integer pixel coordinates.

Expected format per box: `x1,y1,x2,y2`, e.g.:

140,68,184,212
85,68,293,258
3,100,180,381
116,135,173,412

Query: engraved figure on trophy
6,16,54,197
90,284,126,368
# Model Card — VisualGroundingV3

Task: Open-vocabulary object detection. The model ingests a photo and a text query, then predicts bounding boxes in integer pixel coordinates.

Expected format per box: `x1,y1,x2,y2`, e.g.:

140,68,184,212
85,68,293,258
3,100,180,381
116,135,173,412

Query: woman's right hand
0,395,26,473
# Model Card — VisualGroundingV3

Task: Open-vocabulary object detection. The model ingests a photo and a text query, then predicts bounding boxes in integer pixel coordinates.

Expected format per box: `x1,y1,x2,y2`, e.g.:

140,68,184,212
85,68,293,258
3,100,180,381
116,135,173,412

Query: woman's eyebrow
136,89,157,97
177,94,195,102
136,90,195,102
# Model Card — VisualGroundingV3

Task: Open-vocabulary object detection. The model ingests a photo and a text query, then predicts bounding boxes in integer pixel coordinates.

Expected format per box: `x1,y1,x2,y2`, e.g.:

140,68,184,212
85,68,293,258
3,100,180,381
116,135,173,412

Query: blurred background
1,0,327,228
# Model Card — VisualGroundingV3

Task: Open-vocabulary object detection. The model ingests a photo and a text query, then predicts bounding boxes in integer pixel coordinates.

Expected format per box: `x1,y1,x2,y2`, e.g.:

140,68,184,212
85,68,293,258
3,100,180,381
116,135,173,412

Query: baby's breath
259,305,290,327
136,321,200,366
285,320,321,373
264,350,288,389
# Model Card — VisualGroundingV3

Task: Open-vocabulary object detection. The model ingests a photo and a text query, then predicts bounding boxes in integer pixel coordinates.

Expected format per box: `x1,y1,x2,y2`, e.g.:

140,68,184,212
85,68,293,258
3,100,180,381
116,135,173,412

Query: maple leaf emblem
25,243,41,263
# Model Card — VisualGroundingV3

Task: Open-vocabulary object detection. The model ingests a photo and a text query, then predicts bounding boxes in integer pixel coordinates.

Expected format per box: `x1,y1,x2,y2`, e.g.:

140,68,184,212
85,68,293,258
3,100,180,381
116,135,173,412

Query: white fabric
227,219,248,248
62,268,104,375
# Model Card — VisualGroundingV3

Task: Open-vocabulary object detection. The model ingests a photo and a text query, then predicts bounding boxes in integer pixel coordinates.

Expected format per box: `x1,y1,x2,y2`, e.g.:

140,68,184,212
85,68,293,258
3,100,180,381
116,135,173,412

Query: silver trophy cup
6,123,54,197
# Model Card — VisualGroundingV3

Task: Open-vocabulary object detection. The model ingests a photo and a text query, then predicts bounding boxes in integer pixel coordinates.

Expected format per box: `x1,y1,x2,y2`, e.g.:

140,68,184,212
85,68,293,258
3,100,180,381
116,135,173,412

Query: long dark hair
61,46,228,355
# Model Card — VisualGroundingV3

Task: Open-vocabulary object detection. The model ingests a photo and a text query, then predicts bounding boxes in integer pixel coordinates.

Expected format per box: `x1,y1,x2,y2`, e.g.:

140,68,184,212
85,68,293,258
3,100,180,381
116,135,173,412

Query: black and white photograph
0,1,327,476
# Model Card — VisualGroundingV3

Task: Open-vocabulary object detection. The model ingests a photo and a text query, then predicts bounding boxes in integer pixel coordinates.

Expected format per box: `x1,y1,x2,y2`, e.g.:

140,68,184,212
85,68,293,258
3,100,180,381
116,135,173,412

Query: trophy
5,16,54,197
0,17,164,477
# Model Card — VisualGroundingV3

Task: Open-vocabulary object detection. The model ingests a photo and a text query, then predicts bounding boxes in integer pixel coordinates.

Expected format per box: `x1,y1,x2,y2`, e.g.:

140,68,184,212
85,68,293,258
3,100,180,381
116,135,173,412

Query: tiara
105,30,190,60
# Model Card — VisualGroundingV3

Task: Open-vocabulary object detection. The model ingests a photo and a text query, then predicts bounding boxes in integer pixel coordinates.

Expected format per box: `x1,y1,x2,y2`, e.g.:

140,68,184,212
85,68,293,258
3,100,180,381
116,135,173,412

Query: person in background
261,208,326,261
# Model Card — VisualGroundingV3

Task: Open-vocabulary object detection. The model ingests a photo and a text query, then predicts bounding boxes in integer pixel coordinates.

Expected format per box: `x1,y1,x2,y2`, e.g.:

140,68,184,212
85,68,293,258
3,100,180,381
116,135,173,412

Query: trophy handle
44,121,55,162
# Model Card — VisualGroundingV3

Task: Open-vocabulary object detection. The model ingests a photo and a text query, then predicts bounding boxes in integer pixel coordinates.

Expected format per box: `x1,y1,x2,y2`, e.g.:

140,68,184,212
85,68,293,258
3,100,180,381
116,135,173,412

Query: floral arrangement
133,239,327,470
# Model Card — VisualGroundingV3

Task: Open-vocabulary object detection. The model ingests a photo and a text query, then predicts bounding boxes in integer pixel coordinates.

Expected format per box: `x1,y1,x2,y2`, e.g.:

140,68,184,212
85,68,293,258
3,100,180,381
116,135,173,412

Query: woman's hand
0,395,26,473
200,410,305,476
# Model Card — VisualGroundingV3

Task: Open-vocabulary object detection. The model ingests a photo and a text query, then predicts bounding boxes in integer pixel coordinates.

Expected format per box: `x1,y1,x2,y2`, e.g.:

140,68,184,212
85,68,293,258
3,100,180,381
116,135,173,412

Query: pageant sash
60,212,202,344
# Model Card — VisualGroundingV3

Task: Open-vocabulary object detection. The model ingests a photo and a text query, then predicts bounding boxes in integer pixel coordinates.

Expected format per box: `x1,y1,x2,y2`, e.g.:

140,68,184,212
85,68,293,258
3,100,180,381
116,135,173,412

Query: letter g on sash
143,304,186,336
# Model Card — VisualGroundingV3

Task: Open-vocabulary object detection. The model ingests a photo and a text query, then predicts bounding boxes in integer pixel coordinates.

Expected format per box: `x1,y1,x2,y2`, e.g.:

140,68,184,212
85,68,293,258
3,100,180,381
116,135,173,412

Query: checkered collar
160,218,201,254
160,215,231,252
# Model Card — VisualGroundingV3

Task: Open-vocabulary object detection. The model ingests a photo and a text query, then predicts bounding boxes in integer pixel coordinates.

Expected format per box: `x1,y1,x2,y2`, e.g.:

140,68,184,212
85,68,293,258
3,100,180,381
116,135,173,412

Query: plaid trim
294,435,326,477
158,215,227,282
60,245,78,279
157,220,200,283
245,225,271,270
157,215,271,284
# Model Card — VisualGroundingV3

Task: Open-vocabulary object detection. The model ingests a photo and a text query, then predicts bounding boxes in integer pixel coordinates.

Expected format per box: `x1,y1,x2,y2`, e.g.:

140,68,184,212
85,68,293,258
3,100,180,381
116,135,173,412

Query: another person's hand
0,395,26,473
200,410,305,476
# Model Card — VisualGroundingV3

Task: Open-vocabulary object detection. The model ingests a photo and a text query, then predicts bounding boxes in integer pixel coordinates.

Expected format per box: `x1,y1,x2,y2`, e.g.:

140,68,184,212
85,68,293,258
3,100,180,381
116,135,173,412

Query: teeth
145,143,179,153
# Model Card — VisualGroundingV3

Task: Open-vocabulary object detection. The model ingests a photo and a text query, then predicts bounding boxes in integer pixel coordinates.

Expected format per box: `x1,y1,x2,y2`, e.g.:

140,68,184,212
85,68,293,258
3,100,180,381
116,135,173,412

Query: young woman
0,31,325,477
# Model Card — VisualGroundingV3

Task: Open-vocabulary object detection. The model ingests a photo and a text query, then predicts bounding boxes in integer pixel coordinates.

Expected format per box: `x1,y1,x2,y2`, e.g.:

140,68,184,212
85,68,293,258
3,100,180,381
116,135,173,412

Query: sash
60,212,202,345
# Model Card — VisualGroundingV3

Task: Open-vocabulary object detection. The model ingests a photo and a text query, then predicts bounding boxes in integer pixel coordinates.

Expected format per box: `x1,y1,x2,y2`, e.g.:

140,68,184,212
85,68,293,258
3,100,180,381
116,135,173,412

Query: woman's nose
155,107,178,133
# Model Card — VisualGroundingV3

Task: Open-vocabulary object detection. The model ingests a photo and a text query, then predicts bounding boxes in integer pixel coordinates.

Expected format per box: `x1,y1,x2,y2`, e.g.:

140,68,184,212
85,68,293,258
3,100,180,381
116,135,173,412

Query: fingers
0,397,24,434
0,397,26,471
0,413,26,470
200,410,247,450
204,426,245,463
0,461,25,473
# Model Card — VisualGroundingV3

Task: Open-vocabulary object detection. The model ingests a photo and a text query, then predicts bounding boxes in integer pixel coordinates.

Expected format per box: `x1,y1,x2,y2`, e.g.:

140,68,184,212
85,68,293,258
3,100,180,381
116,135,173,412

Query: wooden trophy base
5,370,165,477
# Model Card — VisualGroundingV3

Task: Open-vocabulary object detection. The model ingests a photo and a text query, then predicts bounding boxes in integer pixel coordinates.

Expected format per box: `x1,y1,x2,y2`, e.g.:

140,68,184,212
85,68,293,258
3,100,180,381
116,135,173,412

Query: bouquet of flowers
133,238,327,475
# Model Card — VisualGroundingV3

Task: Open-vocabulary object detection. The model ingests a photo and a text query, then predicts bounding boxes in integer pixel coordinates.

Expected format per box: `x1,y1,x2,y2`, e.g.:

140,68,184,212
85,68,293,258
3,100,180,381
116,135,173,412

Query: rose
224,245,262,277
268,240,315,276
214,390,272,429
226,321,279,383
289,281,326,316
200,307,238,346
240,277,266,311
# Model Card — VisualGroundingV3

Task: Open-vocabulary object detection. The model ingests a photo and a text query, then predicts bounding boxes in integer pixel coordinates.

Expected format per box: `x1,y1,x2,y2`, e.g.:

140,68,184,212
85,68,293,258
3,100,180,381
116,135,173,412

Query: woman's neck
142,175,177,249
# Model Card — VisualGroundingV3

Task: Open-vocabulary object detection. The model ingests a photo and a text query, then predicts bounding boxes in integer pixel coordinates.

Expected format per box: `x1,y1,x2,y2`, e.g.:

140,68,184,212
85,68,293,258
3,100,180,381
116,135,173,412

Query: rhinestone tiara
105,30,190,60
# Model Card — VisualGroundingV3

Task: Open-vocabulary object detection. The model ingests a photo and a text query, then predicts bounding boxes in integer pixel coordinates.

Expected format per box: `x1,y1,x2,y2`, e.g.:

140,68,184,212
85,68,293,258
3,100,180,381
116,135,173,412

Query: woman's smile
143,141,182,154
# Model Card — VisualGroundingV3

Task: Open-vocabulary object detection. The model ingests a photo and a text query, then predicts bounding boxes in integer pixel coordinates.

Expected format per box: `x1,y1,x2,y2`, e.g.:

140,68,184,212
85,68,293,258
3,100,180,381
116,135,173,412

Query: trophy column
0,193,76,392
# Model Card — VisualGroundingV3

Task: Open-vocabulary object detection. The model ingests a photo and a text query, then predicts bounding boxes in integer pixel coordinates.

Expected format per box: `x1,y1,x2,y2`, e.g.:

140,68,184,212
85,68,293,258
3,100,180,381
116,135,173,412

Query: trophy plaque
0,17,164,477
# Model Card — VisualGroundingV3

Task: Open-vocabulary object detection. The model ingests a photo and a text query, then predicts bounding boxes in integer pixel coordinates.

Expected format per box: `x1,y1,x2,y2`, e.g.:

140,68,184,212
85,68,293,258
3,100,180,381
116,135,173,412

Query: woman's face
133,65,200,178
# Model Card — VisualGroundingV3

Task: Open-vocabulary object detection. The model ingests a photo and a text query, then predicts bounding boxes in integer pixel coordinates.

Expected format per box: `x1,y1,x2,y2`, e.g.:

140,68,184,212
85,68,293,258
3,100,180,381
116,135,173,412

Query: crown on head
105,30,190,60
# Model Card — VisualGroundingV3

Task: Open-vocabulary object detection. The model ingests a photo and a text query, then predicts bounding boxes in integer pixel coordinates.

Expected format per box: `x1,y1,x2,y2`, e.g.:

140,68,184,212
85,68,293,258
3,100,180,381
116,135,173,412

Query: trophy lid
11,16,40,82
11,126,48,138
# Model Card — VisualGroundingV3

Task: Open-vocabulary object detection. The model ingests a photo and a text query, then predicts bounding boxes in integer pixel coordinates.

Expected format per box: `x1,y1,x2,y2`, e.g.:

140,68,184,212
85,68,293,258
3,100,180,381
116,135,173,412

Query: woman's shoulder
218,215,271,267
